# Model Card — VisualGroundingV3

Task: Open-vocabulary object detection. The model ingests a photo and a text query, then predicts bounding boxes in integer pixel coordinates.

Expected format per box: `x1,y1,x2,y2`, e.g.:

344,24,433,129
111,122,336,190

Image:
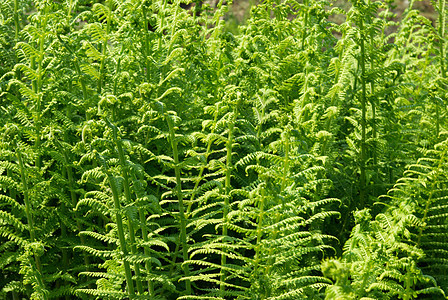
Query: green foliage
1,0,448,299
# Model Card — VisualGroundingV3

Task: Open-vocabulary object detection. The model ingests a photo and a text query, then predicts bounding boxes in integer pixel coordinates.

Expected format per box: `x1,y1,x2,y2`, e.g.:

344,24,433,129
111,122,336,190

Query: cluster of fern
0,0,447,299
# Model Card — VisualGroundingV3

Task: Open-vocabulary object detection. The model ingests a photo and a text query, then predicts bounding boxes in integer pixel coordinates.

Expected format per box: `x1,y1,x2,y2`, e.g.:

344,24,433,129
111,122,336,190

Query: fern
3,0,448,299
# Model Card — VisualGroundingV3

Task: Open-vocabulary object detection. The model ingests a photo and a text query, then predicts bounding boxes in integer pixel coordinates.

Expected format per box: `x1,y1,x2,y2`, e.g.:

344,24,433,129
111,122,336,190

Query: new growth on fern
1,0,448,299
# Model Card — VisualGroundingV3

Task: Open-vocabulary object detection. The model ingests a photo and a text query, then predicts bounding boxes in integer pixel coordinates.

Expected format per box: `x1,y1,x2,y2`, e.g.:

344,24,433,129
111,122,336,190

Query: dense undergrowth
1,0,448,299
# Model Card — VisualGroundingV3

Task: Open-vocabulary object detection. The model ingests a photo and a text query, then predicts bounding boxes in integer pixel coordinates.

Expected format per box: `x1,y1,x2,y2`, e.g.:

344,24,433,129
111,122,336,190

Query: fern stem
266,129,290,279
142,0,152,82
112,122,145,294
403,264,413,300
97,0,112,94
187,103,220,214
59,211,69,274
255,97,265,143
112,57,121,100
16,146,47,300
301,0,309,50
56,34,89,105
126,217,144,294
220,105,237,294
138,205,154,295
54,101,93,286
281,129,290,193
7,156,17,200
369,32,378,192
436,97,440,137
435,0,446,139
17,148,35,247
439,0,446,79
158,0,167,51
126,163,153,294
58,154,70,296
63,149,91,268
67,0,72,20
167,114,192,294
105,170,136,297
34,5,49,171
358,10,368,208
254,185,265,272
13,0,22,82
14,0,20,41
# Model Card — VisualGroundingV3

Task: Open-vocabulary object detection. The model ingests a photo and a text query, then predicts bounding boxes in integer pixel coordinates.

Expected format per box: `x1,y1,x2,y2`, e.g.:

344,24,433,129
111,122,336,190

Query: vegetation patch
0,0,448,299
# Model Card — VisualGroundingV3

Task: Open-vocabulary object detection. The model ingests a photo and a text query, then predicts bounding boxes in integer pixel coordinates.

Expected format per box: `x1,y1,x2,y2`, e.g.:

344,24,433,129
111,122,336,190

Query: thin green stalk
58,207,70,300
187,103,220,214
97,0,112,94
436,97,440,137
256,99,266,142
17,146,37,246
254,186,265,273
124,206,144,295
54,129,92,275
14,0,20,42
358,13,368,208
166,114,191,294
63,150,91,268
58,162,70,284
16,147,40,239
7,161,17,200
56,34,88,103
158,0,167,51
369,32,378,191
137,203,154,295
12,0,23,93
103,164,136,297
120,158,153,294
110,121,144,294
16,146,47,300
301,0,309,50
435,0,446,138
266,129,290,279
281,129,290,193
141,0,152,82
439,0,446,79
403,266,412,300
67,0,73,20
220,105,237,294
112,57,121,97
34,6,49,170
